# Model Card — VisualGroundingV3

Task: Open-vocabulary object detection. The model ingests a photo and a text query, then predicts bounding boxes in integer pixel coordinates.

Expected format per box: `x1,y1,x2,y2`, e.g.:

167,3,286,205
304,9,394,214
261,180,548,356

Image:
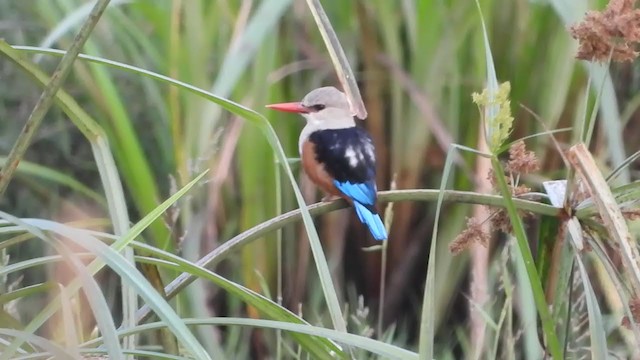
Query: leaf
305,0,367,119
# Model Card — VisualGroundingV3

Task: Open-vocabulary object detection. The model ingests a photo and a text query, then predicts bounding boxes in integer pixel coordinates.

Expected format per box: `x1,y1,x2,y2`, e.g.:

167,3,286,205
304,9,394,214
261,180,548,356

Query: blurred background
1,0,637,358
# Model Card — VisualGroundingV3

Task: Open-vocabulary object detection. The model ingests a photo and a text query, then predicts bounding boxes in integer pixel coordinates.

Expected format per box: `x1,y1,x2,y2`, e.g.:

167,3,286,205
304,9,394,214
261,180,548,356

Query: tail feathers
353,202,387,241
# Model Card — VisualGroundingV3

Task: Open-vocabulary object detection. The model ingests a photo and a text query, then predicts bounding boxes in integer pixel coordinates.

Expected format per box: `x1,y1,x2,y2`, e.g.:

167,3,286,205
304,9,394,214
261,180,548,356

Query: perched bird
266,86,387,241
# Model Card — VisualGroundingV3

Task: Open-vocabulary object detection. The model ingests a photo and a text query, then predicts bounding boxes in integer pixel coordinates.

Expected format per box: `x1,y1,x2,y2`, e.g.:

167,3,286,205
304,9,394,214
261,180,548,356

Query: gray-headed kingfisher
266,86,387,241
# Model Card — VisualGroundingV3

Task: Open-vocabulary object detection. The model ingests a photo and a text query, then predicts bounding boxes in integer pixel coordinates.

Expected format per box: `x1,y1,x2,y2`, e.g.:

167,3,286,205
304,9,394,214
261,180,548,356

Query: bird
266,86,387,241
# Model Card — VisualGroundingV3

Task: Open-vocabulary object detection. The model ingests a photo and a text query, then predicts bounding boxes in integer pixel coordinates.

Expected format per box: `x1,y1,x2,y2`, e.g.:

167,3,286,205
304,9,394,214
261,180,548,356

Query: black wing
307,127,377,184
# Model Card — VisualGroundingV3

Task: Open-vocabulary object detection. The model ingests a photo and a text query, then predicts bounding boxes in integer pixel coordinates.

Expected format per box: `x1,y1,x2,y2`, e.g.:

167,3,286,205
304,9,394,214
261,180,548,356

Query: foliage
1,0,640,359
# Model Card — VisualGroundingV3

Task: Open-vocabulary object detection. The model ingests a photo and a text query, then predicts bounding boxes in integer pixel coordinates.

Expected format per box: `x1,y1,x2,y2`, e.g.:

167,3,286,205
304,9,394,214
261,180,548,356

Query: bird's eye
310,104,326,112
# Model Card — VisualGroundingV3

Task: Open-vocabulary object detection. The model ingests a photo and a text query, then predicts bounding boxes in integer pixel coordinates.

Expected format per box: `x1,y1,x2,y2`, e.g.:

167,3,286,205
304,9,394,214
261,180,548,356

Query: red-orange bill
265,102,309,113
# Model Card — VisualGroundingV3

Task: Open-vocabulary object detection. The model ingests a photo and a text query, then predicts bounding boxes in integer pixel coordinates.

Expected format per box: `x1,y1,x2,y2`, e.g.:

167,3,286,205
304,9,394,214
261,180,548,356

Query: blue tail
353,201,387,241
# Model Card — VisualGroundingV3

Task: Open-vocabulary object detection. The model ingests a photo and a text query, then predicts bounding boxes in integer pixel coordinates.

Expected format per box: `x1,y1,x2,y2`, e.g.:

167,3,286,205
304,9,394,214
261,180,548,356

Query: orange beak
265,102,309,114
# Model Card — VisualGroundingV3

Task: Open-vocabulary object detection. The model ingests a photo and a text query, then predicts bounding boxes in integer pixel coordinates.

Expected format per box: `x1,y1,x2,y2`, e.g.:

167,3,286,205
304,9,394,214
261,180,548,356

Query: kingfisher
266,86,387,241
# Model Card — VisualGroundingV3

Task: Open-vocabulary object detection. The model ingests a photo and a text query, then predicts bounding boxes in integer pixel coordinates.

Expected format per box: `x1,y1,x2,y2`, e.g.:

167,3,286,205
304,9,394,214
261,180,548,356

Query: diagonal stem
136,189,561,323
0,0,112,198
490,157,561,358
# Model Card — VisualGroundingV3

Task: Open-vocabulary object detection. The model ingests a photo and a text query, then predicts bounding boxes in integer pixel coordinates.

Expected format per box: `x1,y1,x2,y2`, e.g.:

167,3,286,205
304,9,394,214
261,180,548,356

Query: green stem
136,188,560,322
0,0,112,198
490,157,561,358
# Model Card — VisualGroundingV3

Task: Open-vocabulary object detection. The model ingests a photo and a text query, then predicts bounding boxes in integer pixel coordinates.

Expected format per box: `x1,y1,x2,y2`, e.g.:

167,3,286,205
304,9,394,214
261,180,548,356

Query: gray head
299,87,354,130
300,86,350,112
266,86,357,152
266,86,355,130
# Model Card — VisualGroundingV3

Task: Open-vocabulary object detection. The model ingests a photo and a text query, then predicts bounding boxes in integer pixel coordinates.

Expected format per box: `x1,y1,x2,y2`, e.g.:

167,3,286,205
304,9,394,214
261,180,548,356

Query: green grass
1,0,640,358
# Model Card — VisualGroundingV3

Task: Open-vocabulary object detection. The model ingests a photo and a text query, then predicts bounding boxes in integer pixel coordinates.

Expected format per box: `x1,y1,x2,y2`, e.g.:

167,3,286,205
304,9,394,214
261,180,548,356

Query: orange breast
301,140,342,197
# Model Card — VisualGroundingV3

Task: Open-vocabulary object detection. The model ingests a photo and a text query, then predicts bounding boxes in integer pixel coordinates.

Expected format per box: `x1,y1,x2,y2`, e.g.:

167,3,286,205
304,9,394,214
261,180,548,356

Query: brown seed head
570,0,640,62
506,140,540,175
622,208,640,220
622,295,640,329
449,217,490,255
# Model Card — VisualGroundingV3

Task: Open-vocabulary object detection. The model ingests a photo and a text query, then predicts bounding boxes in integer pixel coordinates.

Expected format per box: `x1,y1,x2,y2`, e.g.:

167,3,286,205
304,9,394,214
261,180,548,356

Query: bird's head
266,86,355,129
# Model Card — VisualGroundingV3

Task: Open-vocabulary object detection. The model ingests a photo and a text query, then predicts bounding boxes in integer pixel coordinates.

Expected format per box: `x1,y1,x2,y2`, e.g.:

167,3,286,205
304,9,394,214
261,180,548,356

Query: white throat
298,109,356,153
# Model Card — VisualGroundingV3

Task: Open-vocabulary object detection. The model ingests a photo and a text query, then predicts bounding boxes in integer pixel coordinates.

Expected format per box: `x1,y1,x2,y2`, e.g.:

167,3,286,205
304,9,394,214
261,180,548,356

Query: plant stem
0,0,112,198
490,157,561,358
136,188,561,322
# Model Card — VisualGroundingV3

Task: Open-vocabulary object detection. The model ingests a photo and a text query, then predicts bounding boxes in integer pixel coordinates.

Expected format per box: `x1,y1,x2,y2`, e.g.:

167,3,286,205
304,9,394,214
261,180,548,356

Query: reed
1,0,639,358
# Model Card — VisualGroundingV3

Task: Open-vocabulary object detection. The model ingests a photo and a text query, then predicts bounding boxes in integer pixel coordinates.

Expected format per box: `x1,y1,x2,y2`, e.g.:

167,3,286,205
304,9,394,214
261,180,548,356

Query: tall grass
1,0,640,358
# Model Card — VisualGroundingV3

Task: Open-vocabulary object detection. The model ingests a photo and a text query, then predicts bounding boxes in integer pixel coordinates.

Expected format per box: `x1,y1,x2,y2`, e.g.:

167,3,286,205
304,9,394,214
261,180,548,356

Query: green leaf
96,317,417,360
574,254,608,359
9,42,349,335
0,329,77,359
474,1,561,357
0,212,124,360
0,171,207,359
128,245,344,358
0,214,211,360
305,0,367,119
0,157,105,205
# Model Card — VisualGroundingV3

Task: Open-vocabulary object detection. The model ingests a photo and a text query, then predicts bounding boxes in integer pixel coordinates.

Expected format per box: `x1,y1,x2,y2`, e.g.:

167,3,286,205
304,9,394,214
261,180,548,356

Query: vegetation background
1,0,639,359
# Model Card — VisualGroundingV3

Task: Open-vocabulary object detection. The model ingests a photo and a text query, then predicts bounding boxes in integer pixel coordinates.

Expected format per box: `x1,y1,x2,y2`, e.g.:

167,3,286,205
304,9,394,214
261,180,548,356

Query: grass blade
0,215,211,360
129,249,343,358
0,39,139,353
474,1,561,356
194,0,292,157
418,144,459,360
94,318,416,360
567,144,640,292
0,0,112,197
0,171,207,359
574,254,608,359
143,188,560,320
0,157,104,205
0,329,77,359
0,212,124,360
9,43,350,334
305,0,367,119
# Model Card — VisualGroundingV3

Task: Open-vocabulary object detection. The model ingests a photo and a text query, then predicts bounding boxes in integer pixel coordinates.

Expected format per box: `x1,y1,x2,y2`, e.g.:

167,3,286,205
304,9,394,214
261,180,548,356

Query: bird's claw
321,195,340,202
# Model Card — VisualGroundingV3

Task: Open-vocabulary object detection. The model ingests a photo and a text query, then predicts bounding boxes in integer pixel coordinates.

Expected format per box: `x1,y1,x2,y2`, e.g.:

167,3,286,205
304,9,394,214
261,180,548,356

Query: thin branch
136,188,560,322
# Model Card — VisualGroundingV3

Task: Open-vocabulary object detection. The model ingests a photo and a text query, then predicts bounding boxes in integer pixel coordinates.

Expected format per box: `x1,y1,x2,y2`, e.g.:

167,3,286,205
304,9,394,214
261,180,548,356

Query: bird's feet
321,194,341,202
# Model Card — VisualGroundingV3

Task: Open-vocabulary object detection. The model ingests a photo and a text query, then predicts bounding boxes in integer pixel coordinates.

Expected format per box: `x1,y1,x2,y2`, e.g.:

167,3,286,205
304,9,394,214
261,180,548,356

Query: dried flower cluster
622,208,640,220
449,141,540,255
570,0,640,62
472,82,514,153
621,295,640,328
631,296,640,320
505,140,540,175
449,217,490,255
488,141,539,234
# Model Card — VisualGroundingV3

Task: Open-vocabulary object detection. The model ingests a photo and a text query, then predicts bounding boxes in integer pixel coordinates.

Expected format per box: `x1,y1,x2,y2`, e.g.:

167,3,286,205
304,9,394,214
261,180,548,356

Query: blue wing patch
334,180,387,241
333,180,376,206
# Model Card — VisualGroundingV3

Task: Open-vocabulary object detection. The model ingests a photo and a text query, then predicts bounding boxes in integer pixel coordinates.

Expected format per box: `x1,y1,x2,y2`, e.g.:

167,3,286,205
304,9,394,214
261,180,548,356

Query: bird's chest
300,139,341,196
